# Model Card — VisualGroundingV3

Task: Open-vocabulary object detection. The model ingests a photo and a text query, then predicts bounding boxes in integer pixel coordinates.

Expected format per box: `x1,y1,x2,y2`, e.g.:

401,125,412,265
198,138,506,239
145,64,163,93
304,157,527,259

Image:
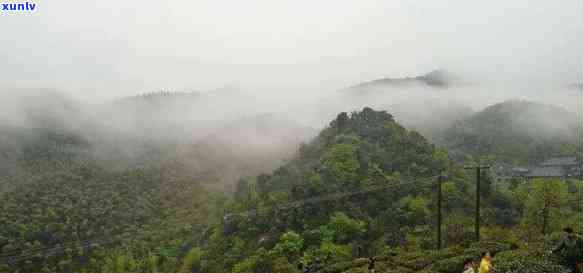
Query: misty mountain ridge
454,100,579,139
2,86,583,187
441,100,583,164
0,90,316,190
347,69,452,91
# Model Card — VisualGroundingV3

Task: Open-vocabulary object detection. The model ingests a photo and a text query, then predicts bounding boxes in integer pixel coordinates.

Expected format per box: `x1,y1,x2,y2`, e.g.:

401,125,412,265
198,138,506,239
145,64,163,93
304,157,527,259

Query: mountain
441,100,583,164
348,69,452,90
0,88,316,190
199,107,453,272
0,90,315,272
259,107,448,193
2,104,581,273
0,106,448,272
200,107,578,273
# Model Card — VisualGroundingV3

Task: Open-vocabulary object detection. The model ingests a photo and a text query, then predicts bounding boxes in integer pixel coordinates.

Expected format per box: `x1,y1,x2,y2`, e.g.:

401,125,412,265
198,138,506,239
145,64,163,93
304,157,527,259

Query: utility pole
464,165,490,242
542,201,549,236
436,171,444,250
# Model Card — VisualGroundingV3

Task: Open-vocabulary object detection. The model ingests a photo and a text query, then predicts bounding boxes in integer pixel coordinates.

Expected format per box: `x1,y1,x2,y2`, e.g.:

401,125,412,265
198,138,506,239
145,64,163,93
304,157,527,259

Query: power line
0,216,205,262
0,223,159,259
4,240,108,264
4,174,580,265
227,175,439,218
1,175,440,263
0,223,188,264
0,230,136,263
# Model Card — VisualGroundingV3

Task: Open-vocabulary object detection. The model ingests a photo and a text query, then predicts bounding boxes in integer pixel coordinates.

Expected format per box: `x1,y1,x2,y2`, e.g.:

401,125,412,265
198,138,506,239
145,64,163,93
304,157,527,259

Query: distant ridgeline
116,90,200,103
348,69,451,90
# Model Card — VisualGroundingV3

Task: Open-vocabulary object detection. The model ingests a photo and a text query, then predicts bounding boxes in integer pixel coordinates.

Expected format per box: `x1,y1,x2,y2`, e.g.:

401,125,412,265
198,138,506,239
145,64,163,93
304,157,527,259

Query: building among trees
525,156,582,179
495,156,583,182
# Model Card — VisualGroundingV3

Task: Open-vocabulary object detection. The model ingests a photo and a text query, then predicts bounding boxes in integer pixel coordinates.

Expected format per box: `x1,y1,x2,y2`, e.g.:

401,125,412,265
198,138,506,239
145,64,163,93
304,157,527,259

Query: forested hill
202,107,583,273
0,90,313,272
441,100,583,164
201,107,451,272
2,106,583,273
257,107,448,195
0,90,314,187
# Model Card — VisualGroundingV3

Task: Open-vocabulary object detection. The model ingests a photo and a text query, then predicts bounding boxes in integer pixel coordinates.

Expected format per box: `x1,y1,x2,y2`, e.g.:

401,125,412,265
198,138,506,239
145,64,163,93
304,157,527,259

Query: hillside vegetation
1,106,583,273
195,108,583,273
441,100,583,164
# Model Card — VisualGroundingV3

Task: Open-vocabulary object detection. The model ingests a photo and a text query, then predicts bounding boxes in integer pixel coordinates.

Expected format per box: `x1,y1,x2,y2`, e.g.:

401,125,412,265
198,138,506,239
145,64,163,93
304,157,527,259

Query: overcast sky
1,0,582,99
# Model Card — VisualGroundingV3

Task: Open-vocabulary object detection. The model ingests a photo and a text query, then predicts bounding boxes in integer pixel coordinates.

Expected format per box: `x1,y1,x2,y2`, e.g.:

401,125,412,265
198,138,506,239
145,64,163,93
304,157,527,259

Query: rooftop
539,156,578,166
525,166,566,178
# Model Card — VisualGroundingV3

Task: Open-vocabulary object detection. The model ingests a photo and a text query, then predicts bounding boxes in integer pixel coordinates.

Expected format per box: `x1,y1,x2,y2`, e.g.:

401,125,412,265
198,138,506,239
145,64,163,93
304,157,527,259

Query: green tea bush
491,249,569,273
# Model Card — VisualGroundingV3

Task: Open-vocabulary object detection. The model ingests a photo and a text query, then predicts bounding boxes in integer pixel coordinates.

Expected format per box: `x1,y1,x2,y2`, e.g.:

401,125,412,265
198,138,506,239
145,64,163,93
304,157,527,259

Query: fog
2,0,583,190
1,0,582,99
2,76,583,193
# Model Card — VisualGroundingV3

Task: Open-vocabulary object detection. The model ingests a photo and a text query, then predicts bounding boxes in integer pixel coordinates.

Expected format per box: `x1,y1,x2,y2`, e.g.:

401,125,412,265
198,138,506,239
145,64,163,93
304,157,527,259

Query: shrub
491,249,569,273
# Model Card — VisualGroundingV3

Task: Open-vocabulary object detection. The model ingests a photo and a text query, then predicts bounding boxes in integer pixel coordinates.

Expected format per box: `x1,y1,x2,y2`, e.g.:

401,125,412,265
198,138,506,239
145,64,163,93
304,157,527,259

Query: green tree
326,212,365,244
271,257,299,273
322,143,360,185
399,196,431,226
271,231,304,261
315,241,352,263
520,179,568,236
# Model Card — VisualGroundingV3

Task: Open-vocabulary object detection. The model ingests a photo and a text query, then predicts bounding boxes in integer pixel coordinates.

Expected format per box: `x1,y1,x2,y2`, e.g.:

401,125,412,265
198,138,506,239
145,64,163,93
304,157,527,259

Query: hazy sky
1,0,582,99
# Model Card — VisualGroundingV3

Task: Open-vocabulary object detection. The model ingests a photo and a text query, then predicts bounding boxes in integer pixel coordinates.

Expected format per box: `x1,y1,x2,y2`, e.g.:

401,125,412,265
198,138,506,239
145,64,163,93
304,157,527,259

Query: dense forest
1,100,583,273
